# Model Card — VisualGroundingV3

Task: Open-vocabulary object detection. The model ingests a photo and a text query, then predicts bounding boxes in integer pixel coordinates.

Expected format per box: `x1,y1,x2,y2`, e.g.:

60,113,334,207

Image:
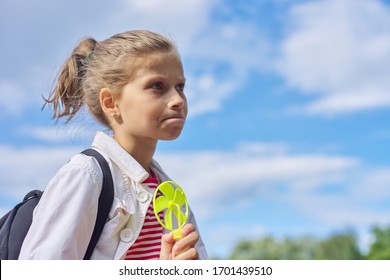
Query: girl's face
114,51,188,145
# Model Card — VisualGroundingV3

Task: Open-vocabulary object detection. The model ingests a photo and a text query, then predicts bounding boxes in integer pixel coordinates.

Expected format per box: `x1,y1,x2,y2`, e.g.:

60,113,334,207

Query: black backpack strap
81,149,114,260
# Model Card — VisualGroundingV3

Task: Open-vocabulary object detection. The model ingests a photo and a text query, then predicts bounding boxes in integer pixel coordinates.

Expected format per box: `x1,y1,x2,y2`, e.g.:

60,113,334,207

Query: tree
229,235,318,260
230,236,280,260
229,230,363,260
316,230,362,260
367,225,390,260
280,236,318,260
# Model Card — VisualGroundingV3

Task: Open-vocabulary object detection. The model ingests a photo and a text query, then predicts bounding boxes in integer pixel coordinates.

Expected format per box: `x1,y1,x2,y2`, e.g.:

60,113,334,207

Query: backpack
0,148,114,260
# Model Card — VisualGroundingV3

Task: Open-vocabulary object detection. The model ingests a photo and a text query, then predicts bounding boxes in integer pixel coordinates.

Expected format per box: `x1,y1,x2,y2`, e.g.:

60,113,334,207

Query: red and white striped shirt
124,174,164,260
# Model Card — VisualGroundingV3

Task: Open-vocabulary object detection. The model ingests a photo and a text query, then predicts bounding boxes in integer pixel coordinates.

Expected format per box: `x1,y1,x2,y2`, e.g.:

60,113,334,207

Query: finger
180,223,196,237
160,232,175,260
173,229,200,258
173,247,199,260
173,230,199,255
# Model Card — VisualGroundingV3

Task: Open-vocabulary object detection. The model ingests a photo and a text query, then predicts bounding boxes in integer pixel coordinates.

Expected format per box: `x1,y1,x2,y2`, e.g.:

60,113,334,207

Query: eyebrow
142,73,186,82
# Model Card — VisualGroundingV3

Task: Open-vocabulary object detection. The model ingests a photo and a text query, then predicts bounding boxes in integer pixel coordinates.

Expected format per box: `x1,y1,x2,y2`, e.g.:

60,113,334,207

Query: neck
114,134,157,173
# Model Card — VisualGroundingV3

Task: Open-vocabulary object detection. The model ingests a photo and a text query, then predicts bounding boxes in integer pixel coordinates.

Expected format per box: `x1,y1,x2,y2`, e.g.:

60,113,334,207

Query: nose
168,89,186,110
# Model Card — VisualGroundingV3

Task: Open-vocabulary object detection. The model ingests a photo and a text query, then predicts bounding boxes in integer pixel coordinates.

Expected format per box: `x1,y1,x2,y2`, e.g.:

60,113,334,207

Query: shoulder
39,151,105,209
57,152,104,187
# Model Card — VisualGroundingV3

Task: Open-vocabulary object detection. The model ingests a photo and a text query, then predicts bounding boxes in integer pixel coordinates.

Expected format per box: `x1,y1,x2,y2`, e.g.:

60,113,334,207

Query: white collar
92,131,149,183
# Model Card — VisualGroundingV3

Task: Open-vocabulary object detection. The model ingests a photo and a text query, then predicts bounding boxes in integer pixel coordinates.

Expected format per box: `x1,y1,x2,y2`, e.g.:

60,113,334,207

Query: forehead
131,51,184,78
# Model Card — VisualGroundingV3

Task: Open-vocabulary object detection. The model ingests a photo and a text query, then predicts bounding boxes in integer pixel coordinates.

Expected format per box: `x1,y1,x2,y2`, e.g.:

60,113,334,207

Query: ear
99,88,120,119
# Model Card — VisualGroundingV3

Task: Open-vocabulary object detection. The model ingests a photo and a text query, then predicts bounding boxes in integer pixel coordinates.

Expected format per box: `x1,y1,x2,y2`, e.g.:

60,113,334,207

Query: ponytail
43,38,97,123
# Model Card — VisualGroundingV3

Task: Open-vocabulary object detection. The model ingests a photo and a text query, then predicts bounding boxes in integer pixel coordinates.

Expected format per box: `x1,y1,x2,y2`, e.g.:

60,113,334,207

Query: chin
159,120,186,138
160,134,181,141
160,130,184,141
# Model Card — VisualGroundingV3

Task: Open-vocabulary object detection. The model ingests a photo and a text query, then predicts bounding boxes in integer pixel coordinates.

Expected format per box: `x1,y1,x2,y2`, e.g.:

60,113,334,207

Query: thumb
160,232,175,260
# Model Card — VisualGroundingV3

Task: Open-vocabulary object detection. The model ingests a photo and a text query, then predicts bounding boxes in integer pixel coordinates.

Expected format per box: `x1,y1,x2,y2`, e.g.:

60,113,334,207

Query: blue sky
1,0,390,258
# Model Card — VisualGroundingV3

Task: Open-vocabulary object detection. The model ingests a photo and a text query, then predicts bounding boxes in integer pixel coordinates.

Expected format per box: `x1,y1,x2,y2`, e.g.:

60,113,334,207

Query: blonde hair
44,30,176,126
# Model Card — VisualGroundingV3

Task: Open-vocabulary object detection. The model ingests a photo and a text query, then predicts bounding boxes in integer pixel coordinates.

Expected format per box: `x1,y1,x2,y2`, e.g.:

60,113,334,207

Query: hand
160,223,199,260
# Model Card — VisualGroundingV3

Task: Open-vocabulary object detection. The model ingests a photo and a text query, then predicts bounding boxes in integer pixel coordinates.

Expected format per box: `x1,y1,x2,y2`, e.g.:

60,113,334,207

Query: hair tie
86,52,93,62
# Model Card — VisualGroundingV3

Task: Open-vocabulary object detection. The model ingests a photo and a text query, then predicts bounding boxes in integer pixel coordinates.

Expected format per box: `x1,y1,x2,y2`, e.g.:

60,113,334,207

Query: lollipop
152,181,189,240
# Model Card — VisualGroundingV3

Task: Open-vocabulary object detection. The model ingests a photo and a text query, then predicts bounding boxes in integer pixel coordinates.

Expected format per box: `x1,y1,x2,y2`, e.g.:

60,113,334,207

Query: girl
19,30,208,260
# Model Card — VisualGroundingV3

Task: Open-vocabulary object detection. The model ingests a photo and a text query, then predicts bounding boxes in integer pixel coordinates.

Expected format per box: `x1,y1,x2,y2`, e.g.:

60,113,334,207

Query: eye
175,83,185,92
150,82,164,90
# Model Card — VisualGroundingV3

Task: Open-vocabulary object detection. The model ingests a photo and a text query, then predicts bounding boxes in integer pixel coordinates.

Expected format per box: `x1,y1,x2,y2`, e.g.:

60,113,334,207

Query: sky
1,0,390,259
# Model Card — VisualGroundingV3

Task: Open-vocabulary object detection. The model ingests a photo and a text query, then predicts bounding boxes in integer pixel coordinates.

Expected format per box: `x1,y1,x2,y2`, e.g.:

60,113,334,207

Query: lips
162,114,186,122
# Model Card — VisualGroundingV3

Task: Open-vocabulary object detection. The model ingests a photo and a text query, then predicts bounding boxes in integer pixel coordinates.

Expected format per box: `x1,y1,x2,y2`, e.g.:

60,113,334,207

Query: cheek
184,102,189,117
118,102,141,125
125,107,160,125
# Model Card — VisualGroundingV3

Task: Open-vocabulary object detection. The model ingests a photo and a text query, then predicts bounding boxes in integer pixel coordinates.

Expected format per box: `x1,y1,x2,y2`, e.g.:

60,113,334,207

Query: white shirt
19,131,208,260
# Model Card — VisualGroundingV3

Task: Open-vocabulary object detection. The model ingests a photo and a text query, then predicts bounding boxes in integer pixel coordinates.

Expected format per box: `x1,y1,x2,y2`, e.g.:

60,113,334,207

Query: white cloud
0,80,31,117
186,73,242,116
0,145,82,204
17,126,78,142
156,143,361,214
118,0,219,51
183,21,271,116
288,191,390,230
206,223,269,257
155,142,390,229
17,120,104,144
353,168,390,201
117,0,271,117
276,0,390,116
